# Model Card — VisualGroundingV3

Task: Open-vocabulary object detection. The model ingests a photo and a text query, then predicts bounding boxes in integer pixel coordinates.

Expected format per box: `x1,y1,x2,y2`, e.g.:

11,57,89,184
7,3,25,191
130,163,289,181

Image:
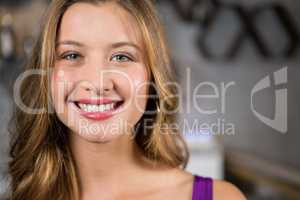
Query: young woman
8,0,246,200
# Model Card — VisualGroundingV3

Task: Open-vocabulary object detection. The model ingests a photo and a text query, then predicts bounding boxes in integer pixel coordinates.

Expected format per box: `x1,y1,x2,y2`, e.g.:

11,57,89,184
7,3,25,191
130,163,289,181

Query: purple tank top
192,175,213,200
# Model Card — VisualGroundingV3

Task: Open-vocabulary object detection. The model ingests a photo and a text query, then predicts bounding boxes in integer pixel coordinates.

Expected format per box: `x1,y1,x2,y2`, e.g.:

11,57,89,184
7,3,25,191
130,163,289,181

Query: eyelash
60,52,82,61
111,53,134,62
59,52,134,62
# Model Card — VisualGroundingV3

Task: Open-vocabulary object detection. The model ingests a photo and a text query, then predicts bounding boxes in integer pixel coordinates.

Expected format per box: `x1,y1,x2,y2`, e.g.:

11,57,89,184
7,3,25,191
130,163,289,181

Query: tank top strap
192,175,213,200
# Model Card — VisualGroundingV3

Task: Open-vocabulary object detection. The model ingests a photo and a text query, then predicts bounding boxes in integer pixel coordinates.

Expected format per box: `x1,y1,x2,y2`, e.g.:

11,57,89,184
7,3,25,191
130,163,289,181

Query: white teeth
78,103,116,112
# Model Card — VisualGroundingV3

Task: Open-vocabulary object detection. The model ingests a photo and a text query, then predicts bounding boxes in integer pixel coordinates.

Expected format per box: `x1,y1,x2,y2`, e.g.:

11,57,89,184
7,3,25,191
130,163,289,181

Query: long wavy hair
7,0,189,199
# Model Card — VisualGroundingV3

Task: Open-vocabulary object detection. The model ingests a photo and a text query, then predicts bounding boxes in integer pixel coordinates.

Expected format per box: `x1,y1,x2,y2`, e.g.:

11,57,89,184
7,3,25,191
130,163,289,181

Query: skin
51,2,247,200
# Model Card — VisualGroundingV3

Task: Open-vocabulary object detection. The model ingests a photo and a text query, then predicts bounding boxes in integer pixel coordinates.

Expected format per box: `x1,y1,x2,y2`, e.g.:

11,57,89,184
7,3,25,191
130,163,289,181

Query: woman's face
51,2,149,142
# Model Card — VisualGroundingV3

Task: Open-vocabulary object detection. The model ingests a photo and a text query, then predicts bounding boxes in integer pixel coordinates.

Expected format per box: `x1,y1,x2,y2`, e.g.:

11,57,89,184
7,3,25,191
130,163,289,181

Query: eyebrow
56,40,141,52
56,40,84,47
111,42,142,52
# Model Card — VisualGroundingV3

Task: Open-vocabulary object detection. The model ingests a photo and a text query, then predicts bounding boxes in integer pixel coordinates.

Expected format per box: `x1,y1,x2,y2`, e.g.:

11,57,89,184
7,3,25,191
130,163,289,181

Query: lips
71,98,124,121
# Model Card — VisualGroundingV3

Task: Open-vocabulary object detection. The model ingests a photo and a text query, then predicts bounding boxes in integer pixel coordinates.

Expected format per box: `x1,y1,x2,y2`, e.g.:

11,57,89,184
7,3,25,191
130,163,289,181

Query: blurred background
0,0,299,199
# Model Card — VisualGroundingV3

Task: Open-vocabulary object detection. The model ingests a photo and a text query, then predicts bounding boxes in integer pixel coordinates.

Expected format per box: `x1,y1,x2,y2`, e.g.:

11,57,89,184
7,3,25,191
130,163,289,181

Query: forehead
58,2,142,47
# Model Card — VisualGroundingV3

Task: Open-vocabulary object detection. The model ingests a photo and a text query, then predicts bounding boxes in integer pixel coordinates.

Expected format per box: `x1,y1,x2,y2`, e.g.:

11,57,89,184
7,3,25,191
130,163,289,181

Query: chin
69,118,130,143
75,131,121,143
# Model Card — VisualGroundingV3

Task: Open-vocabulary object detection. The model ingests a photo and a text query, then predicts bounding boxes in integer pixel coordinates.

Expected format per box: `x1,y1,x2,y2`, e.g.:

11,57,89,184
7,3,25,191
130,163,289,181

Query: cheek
51,70,61,104
128,66,148,93
126,67,149,112
114,66,148,97
50,69,73,108
132,67,148,86
129,65,148,87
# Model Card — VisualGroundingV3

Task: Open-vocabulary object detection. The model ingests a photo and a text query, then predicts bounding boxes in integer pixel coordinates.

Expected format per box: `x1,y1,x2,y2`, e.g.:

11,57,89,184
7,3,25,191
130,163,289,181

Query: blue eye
111,54,133,62
61,52,82,60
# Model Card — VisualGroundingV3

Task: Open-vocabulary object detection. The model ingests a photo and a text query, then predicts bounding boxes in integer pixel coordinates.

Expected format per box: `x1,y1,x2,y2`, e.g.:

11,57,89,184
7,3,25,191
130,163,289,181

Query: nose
80,77,113,96
78,64,114,96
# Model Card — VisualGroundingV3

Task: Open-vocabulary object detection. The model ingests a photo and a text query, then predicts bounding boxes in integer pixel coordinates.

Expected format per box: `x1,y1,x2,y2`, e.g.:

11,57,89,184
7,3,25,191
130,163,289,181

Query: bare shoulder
213,179,247,200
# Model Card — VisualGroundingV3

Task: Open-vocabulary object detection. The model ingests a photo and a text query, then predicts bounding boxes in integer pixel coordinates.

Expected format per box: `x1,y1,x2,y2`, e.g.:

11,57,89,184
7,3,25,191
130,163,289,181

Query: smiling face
51,2,150,142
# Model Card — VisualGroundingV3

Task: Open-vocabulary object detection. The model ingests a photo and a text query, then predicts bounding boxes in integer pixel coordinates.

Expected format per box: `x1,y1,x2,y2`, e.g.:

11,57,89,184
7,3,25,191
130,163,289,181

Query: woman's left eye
111,54,133,62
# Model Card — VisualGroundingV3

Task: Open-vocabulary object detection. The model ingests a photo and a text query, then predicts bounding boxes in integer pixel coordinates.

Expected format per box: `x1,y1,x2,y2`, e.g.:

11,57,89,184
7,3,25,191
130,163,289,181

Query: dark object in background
197,3,300,60
0,0,29,7
160,0,300,60
166,0,220,22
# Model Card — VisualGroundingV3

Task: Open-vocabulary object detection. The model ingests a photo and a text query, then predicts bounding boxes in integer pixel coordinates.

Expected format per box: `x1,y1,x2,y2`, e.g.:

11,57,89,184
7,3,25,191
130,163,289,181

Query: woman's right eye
60,52,82,61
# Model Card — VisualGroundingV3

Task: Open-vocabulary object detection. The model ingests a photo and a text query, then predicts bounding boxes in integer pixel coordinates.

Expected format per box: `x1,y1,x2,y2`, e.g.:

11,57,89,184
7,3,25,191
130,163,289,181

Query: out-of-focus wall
0,0,48,195
157,0,300,175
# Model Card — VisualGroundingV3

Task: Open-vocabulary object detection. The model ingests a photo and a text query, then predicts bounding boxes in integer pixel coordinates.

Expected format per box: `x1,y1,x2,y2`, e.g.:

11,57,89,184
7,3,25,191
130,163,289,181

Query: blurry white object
0,13,15,60
184,130,224,179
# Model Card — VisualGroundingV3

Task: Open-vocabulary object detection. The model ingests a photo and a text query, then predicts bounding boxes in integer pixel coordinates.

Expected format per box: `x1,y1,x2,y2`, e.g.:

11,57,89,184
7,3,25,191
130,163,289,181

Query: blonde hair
8,0,189,199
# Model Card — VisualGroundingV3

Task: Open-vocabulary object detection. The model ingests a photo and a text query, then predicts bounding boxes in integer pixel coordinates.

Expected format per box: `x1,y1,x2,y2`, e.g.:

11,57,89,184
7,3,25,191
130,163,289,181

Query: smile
72,98,124,121
78,103,117,113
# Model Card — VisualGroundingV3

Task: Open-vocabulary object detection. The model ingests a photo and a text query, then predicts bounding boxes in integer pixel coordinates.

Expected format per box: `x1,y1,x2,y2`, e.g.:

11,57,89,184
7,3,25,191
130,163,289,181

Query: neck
69,133,165,197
